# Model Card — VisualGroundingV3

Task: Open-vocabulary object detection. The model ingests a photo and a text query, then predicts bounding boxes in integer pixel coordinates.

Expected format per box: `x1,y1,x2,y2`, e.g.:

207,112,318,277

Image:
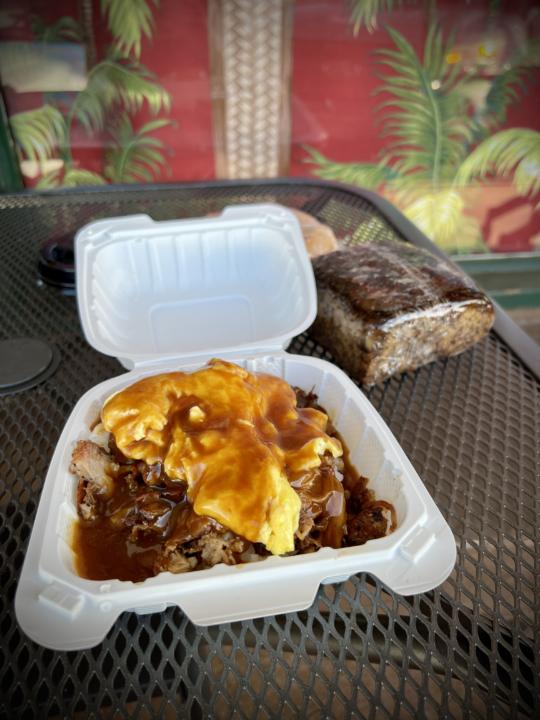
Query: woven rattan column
208,0,293,178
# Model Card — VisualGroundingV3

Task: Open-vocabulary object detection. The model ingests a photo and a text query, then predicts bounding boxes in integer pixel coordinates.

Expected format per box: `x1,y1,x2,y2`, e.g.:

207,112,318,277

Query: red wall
1,0,539,249
0,0,214,181
290,0,426,171
2,0,539,181
125,0,214,180
288,0,540,250
290,0,540,175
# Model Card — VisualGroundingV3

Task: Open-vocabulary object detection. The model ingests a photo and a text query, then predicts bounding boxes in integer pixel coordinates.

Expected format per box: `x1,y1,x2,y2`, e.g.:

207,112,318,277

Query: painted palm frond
305,13,538,253
307,25,473,191
456,128,540,197
480,39,540,131
35,170,62,189
303,147,399,188
348,0,407,35
376,25,472,186
31,16,83,43
9,105,66,162
104,117,170,183
483,68,526,128
72,58,170,134
101,0,159,59
63,169,107,186
36,168,106,189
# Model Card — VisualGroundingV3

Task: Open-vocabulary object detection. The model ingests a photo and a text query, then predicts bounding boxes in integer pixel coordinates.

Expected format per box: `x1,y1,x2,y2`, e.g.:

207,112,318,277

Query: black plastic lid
37,236,75,289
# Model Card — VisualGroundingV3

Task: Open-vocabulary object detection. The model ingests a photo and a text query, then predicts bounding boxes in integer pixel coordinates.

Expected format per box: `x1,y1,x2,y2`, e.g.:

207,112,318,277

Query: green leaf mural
471,39,540,135
348,0,406,35
31,16,84,43
9,105,66,162
8,0,171,189
374,25,473,186
456,129,540,197
36,168,107,189
104,117,170,183
71,57,170,134
306,8,539,253
304,148,399,187
101,0,159,59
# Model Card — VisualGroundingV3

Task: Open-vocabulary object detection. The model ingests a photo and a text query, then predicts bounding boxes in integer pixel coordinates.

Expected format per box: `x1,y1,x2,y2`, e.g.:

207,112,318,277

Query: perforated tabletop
1,181,538,719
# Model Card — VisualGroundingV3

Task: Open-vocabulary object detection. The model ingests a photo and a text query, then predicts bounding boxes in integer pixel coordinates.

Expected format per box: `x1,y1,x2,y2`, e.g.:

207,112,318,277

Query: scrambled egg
101,359,342,555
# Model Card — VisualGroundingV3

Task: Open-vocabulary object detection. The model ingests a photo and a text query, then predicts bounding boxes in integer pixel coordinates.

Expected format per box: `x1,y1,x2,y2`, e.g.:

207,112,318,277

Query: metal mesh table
1,180,538,719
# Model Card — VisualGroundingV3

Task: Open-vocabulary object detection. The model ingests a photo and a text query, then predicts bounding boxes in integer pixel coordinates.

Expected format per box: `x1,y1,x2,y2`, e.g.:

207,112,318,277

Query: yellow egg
101,359,343,555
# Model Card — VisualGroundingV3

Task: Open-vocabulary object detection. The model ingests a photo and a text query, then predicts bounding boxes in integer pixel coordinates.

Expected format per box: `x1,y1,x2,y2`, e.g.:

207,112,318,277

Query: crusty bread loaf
208,207,338,257
311,240,495,386
290,209,339,257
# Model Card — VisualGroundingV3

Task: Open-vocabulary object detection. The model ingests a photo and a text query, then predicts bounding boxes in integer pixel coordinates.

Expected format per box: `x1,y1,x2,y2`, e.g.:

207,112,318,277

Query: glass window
1,0,539,261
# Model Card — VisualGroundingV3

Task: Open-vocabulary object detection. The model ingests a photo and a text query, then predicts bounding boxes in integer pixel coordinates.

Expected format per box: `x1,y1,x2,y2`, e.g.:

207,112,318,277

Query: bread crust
311,241,495,385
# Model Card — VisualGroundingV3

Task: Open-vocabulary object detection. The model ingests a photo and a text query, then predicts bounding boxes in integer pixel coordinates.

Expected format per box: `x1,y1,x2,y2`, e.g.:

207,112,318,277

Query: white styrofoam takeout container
16,204,456,650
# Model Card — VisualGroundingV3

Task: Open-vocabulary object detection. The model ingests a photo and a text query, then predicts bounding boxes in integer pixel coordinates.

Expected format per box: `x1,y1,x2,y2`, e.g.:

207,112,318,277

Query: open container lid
75,204,317,369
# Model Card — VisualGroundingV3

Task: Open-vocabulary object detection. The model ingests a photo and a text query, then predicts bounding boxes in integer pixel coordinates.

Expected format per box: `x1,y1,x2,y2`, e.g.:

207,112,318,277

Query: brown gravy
72,434,395,582
71,367,396,582
98,360,342,554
